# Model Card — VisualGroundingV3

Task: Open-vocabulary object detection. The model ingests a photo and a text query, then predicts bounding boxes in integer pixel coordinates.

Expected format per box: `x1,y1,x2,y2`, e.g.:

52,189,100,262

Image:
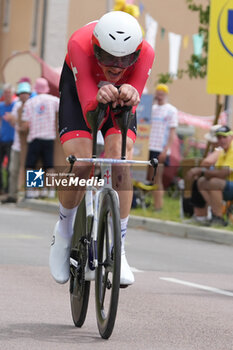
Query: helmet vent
116,31,124,34
109,34,116,40
124,36,131,41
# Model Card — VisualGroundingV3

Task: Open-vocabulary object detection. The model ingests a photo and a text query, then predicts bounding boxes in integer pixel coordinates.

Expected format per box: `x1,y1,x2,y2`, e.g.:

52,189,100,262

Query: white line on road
160,277,233,297
0,207,31,216
0,234,41,239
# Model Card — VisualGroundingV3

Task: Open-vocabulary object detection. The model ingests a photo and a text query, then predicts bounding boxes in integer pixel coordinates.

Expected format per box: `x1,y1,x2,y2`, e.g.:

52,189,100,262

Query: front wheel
70,196,90,327
95,189,121,339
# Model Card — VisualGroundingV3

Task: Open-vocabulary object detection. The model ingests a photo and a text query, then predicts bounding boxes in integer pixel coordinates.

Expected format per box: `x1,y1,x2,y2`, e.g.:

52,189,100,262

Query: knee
105,143,120,158
62,141,92,178
63,139,92,159
105,137,133,159
198,177,220,191
197,177,206,191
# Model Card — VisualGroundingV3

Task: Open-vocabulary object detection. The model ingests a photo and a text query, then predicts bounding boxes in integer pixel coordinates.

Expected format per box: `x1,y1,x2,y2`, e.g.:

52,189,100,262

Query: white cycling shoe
49,222,71,284
120,252,135,287
84,252,134,286
49,222,134,286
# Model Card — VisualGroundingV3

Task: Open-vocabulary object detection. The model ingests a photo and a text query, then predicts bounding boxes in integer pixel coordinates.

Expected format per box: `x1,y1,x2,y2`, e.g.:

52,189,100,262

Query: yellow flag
207,0,233,95
183,35,189,49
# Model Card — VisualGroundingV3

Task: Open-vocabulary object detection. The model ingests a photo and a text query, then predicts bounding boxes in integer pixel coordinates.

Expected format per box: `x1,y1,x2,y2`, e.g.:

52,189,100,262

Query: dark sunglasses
94,45,140,69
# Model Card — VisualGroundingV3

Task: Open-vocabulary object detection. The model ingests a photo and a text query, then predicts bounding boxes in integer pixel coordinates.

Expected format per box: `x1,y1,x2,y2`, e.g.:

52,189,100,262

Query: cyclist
49,11,154,286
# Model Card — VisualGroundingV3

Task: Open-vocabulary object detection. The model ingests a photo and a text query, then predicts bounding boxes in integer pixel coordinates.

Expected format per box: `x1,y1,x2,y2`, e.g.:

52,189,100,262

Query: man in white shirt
148,84,178,210
22,78,59,199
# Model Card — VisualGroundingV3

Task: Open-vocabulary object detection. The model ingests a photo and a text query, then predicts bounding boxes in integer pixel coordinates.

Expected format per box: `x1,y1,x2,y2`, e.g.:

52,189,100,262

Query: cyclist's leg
49,138,93,284
58,138,92,240
104,132,135,286
104,134,133,215
101,111,136,219
49,61,93,284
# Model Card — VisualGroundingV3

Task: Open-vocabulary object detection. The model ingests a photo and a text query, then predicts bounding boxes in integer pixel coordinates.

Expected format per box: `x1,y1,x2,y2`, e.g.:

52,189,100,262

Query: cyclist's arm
123,41,154,111
67,39,101,126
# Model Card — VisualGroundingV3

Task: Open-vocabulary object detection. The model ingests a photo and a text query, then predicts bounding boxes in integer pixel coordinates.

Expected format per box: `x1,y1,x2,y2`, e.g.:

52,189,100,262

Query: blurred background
1,0,230,114
0,0,232,165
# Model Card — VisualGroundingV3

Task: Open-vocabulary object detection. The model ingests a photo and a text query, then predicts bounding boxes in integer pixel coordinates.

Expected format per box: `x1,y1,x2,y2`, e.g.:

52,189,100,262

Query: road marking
0,208,31,216
160,277,233,297
0,234,41,240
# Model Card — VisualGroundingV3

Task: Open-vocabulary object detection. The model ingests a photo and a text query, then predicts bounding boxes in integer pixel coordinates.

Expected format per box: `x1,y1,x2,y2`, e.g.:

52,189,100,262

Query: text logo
26,168,45,188
218,1,233,57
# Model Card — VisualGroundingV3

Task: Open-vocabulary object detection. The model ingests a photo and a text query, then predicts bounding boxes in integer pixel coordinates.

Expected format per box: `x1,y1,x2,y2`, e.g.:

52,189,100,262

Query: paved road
0,205,233,350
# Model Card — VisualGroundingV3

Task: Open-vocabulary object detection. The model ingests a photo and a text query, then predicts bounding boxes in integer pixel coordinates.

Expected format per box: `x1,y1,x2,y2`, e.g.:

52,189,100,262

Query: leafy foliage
157,0,210,84
185,0,209,78
157,73,174,84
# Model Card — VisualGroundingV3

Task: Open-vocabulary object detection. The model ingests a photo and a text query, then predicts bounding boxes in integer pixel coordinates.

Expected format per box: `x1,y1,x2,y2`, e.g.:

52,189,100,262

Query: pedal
70,257,78,268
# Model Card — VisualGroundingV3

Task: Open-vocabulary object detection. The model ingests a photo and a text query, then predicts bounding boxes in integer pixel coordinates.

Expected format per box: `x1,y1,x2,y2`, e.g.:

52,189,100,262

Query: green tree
185,0,209,79
157,0,210,84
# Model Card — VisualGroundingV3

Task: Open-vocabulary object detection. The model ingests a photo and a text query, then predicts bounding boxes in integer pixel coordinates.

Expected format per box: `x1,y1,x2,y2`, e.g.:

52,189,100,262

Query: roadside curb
17,198,59,214
129,215,233,246
17,199,233,246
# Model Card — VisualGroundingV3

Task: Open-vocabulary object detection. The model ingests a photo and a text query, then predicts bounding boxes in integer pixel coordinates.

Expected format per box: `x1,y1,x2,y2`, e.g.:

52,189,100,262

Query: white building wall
44,0,70,68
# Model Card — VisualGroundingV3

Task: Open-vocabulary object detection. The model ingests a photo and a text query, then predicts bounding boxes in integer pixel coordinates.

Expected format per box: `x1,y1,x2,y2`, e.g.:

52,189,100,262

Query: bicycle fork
84,187,100,280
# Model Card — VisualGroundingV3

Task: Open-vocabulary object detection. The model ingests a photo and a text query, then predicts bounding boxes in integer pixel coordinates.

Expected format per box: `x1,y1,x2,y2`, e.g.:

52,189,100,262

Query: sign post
207,0,233,95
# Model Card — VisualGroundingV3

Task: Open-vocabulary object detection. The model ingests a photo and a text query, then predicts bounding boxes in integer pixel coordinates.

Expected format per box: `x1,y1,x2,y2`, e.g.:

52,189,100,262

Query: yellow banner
207,0,233,95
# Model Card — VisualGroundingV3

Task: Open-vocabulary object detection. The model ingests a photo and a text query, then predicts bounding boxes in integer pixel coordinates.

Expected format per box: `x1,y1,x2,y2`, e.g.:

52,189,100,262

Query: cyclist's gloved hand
118,84,140,107
97,84,119,105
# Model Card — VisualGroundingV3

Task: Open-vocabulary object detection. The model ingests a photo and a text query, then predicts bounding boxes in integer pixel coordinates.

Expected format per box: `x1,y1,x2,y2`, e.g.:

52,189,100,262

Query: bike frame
69,156,154,274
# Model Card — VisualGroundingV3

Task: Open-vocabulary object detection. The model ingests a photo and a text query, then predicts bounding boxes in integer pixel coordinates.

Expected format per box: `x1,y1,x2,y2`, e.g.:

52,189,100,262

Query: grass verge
130,193,233,232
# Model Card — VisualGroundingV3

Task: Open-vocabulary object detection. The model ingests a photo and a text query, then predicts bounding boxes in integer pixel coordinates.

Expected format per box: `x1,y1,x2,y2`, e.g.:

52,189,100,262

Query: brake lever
150,158,158,181
66,155,76,175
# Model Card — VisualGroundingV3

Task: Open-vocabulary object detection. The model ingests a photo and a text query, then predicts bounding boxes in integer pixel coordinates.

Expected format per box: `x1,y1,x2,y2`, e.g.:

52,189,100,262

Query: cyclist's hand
118,84,140,107
97,84,119,105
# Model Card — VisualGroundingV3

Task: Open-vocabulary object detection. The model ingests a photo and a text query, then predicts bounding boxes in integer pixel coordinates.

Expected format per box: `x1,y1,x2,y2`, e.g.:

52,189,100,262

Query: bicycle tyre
95,189,121,339
70,196,90,327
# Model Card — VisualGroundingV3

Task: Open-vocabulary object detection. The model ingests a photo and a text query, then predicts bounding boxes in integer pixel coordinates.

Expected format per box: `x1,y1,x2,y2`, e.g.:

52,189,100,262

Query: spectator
1,82,31,203
148,84,178,210
21,78,59,198
185,124,222,224
17,77,37,98
0,84,15,194
198,125,233,226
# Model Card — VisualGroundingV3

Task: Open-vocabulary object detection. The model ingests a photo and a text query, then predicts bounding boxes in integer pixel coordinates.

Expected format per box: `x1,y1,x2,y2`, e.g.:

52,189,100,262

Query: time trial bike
67,103,158,339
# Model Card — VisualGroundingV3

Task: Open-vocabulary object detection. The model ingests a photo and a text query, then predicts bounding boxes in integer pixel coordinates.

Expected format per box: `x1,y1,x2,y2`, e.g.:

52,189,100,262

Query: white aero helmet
92,11,143,68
